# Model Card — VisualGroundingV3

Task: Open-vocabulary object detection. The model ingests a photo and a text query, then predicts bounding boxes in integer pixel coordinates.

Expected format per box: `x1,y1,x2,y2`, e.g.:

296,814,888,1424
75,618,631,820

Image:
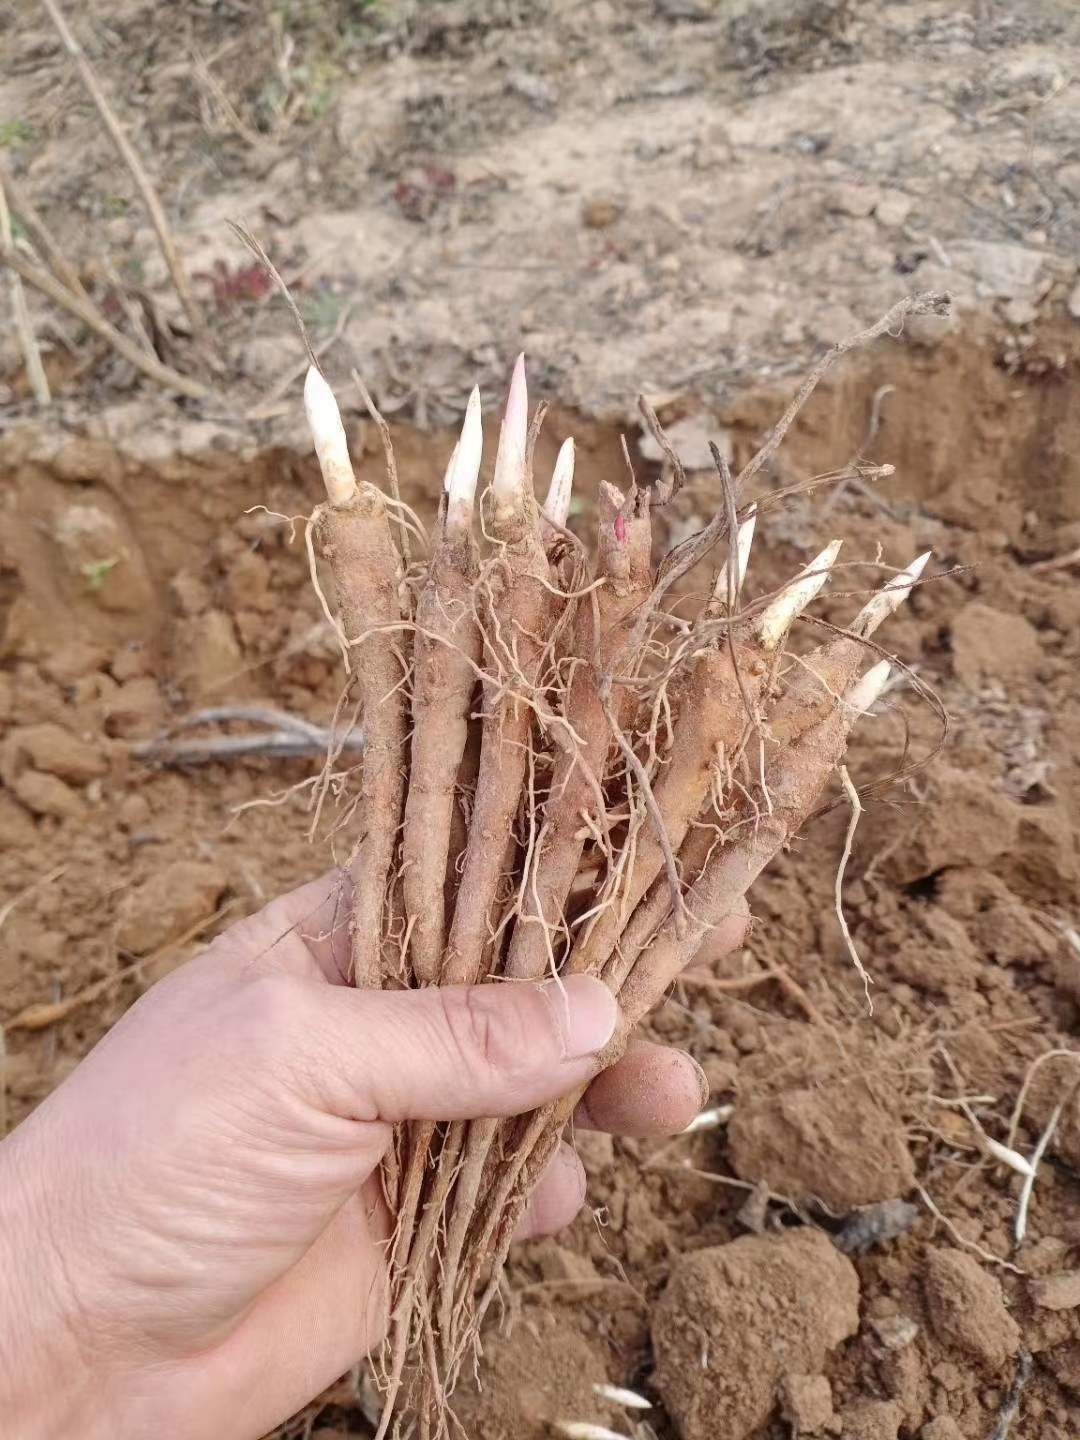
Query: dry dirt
3,3,1080,1439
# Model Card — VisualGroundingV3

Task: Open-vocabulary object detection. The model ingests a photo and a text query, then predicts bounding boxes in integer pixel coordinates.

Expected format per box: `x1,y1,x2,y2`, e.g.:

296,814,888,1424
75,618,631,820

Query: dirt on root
2,319,1080,1440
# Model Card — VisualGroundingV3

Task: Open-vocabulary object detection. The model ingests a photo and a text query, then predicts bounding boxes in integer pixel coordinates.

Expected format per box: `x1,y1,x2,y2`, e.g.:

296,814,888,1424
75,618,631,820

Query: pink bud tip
492,353,529,506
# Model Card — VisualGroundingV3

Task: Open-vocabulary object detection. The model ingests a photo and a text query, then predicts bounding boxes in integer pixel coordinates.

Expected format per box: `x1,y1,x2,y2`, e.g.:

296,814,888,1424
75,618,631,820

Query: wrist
0,1124,111,1439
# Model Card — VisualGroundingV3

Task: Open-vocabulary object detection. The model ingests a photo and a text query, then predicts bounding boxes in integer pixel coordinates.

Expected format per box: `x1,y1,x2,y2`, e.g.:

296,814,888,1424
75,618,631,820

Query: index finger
221,869,355,985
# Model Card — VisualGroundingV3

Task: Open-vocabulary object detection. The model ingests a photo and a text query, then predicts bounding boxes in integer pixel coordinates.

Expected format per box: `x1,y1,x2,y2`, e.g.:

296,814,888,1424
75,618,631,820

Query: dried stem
134,707,364,766
228,221,316,365
0,241,208,400
734,292,949,492
0,160,88,298
987,1351,1032,1440
0,179,50,406
601,691,690,937
1029,544,1080,574
5,902,232,1032
835,765,873,1012
681,965,828,1028
40,0,202,334
0,865,67,937
352,369,412,569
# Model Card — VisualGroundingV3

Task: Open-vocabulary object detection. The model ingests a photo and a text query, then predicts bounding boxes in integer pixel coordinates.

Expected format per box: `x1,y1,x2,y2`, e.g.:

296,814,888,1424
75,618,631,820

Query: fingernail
688,1054,711,1110
540,974,619,1060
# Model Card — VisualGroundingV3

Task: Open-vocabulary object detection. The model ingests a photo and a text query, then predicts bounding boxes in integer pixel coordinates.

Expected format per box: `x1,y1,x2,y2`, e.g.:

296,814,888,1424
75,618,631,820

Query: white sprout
1016,1102,1063,1246
593,1384,652,1410
984,1136,1036,1179
446,386,483,534
442,443,460,494
491,353,528,514
759,539,842,649
844,659,893,716
711,508,758,603
304,366,357,508
681,1105,733,1134
554,1425,630,1440
544,437,575,530
851,550,932,638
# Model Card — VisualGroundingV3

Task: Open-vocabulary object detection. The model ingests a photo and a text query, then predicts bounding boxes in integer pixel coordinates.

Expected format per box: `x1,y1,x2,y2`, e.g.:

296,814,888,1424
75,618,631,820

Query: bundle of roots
300,293,947,1437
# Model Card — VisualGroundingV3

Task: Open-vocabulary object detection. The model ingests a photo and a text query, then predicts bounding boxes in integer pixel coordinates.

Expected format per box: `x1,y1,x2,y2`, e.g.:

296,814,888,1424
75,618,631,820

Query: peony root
402,388,483,983
296,293,948,1436
305,368,408,988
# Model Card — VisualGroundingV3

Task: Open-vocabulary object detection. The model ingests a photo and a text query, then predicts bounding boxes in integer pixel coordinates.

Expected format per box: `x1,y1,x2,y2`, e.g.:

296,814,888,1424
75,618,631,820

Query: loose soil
3,3,1080,1439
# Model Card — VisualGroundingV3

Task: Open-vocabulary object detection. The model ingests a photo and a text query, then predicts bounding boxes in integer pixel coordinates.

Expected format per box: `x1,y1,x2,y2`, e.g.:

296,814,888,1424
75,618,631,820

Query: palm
1,872,730,1440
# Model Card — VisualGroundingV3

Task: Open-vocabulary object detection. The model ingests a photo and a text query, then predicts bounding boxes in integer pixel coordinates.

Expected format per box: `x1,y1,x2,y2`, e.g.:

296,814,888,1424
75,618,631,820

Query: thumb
297,974,620,1124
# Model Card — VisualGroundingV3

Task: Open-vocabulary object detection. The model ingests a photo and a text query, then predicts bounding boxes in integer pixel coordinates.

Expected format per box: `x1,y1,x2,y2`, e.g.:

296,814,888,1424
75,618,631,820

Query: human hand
0,870,744,1440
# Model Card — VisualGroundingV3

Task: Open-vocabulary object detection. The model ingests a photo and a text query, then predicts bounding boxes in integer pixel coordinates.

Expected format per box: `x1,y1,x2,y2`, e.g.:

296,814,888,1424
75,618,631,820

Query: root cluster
300,295,948,1436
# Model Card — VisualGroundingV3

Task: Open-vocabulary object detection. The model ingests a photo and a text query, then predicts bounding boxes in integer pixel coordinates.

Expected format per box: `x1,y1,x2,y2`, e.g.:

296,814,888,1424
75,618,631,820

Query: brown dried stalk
0,161,88,299
133,707,364,766
734,291,950,493
40,0,202,335
0,241,209,400
0,179,49,406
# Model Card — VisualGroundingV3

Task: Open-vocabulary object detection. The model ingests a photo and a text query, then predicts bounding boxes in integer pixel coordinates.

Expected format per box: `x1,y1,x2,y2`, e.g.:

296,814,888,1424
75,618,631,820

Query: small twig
98,248,155,357
618,433,638,496
1015,1098,1067,1246
821,383,896,514
0,241,208,400
1006,1048,1080,1150
917,1186,1024,1274
0,865,67,935
1028,544,1080,574
0,181,50,405
352,369,412,567
247,295,360,420
0,160,88,298
637,395,686,502
5,902,232,1032
836,765,873,1013
149,705,331,740
190,42,271,154
137,735,341,765
601,692,690,937
735,293,950,493
645,1160,797,1212
134,706,363,767
40,0,201,335
681,965,828,1028
227,221,315,364
987,1350,1032,1440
